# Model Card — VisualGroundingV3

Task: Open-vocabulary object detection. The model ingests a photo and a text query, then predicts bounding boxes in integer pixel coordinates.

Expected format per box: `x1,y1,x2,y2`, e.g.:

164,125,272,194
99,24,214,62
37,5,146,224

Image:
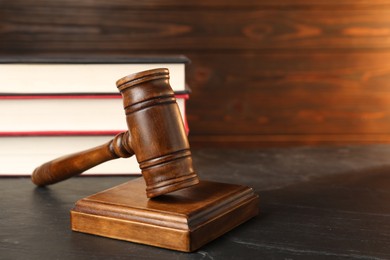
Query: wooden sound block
70,178,259,252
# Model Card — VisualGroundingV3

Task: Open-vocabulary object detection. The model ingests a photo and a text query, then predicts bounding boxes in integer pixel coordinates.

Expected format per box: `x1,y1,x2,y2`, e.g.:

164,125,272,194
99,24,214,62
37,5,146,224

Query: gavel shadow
32,186,71,212
30,175,130,222
29,179,149,256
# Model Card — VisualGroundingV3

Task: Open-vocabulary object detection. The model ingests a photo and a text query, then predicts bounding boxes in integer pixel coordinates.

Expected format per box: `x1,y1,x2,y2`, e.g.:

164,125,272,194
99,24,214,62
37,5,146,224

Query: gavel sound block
31,68,259,252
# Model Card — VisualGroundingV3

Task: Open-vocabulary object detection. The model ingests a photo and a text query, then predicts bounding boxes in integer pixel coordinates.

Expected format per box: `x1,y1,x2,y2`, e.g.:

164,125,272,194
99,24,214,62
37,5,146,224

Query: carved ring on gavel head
31,68,200,198
116,68,199,197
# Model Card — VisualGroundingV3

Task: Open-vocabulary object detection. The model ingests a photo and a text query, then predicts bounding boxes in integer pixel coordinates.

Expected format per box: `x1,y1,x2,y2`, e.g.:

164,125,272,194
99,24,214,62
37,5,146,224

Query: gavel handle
31,131,134,186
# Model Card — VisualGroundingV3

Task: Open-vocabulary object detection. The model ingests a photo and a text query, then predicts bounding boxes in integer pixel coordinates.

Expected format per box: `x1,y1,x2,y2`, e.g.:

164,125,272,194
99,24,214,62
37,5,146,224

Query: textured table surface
1,145,390,259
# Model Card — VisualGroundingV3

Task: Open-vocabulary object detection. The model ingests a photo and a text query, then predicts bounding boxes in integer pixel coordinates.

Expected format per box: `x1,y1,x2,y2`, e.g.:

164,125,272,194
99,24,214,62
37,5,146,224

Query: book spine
0,93,190,136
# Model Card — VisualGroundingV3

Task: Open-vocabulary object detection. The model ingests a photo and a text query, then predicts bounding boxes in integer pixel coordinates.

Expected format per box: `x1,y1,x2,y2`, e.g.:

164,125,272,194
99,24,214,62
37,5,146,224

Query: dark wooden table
2,146,390,259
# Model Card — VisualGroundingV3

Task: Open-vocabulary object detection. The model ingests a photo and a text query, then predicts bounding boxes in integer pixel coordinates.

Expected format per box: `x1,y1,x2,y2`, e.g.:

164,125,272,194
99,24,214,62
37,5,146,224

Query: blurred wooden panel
1,0,390,9
2,8,390,51
1,0,390,146
188,134,390,147
186,52,390,145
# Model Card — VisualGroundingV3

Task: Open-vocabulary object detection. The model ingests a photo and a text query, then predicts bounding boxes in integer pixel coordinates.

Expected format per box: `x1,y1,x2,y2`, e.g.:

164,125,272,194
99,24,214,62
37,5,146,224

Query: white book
0,94,188,134
0,56,189,94
0,135,141,175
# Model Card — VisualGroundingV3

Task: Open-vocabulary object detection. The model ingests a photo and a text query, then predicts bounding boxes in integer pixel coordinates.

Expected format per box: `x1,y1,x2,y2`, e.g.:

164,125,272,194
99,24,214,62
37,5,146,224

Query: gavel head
116,68,199,198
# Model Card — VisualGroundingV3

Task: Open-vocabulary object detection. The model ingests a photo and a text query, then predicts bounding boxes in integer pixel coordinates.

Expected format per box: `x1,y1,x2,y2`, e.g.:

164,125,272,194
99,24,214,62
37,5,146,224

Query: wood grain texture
1,0,390,146
2,8,390,51
32,131,133,186
71,178,259,252
185,51,390,145
2,0,390,9
117,68,199,197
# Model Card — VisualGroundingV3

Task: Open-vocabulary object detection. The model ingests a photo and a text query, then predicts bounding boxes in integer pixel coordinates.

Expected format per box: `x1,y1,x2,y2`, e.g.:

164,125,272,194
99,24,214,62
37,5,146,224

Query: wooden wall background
1,0,390,147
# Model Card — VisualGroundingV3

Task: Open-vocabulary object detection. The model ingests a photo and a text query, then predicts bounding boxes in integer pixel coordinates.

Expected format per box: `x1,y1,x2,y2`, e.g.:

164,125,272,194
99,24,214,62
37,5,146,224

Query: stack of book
0,56,190,176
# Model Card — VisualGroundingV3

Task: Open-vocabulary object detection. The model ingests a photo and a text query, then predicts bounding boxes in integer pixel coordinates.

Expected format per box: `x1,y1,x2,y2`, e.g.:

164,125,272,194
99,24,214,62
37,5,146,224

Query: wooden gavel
31,68,199,198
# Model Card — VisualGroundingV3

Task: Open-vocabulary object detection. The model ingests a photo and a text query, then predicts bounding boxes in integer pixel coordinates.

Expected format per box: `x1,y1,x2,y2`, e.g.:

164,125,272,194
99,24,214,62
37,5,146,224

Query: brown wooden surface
71,177,259,252
1,1,390,146
186,52,390,146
